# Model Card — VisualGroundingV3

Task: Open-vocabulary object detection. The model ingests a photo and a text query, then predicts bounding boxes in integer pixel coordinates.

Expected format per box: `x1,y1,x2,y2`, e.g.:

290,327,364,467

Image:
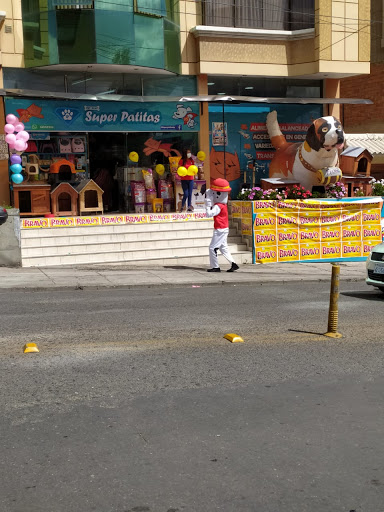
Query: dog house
49,159,76,184
340,147,373,196
50,183,78,216
340,147,373,176
75,179,104,215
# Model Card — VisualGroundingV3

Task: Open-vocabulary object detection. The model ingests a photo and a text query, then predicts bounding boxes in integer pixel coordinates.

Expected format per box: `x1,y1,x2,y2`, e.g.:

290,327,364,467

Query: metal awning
345,134,384,156
0,89,373,104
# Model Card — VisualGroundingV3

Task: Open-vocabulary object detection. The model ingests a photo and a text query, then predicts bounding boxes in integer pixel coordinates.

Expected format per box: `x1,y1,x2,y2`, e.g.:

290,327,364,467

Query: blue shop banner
4,98,200,132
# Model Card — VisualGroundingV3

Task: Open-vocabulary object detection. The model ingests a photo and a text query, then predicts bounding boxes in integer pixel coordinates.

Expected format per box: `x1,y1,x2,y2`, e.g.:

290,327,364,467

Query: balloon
177,166,187,177
197,151,206,162
187,165,198,176
8,141,15,150
16,130,29,142
5,133,16,145
11,173,23,184
129,151,139,163
10,164,22,174
14,123,25,132
155,164,165,176
14,139,26,152
10,155,22,164
4,124,15,134
22,141,29,151
6,114,18,125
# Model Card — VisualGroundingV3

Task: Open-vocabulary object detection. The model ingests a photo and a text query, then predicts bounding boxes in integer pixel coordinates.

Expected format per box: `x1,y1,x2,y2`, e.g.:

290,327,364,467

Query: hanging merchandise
129,151,139,163
59,138,72,153
71,137,85,153
155,164,165,176
40,141,57,153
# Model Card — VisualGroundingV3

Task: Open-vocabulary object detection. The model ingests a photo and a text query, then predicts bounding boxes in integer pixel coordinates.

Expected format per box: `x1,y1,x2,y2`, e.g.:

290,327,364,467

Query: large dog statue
266,111,345,191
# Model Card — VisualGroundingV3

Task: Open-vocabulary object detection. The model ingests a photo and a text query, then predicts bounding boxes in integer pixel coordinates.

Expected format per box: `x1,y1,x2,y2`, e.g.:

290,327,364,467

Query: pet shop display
266,110,345,192
75,179,104,216
146,188,156,213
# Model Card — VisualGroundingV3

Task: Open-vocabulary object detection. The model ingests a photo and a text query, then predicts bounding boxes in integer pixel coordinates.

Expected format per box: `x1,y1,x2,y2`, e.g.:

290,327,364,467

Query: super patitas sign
4,98,200,132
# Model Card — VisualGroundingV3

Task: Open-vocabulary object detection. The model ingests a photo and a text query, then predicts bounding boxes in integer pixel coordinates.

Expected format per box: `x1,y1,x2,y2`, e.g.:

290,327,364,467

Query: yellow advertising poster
253,198,383,264
241,218,253,236
254,229,277,245
241,202,252,218
277,244,300,262
342,240,362,258
254,212,277,230
254,245,277,264
75,216,100,227
231,201,242,219
49,217,75,228
22,218,49,229
321,225,342,243
300,242,321,260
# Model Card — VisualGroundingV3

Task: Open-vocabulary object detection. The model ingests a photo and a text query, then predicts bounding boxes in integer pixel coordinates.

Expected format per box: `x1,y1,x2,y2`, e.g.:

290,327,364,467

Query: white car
366,242,384,292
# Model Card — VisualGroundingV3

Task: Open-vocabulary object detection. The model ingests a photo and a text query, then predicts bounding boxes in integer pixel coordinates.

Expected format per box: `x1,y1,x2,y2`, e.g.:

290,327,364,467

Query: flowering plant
285,184,312,200
262,188,287,200
325,181,347,199
236,186,287,201
353,187,365,197
370,178,384,196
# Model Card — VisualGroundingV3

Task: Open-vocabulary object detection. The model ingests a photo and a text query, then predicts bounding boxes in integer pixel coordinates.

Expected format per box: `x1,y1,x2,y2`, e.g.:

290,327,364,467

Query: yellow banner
253,199,383,263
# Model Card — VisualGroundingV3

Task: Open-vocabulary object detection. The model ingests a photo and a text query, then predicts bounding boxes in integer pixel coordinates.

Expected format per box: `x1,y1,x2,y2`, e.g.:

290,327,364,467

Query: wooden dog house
340,147,373,196
50,183,78,216
75,179,104,215
339,147,373,176
49,159,76,184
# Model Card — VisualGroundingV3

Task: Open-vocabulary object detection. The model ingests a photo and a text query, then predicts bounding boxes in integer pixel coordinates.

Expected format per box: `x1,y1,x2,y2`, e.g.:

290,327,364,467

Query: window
203,0,314,30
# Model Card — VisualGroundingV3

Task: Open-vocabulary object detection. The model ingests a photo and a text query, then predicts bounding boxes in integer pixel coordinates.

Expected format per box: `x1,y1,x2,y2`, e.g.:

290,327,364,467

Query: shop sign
253,198,383,264
4,98,200,133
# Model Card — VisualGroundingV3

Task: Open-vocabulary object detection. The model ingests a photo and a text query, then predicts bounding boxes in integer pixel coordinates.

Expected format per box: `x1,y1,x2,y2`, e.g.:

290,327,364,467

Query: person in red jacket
205,178,239,272
178,148,195,212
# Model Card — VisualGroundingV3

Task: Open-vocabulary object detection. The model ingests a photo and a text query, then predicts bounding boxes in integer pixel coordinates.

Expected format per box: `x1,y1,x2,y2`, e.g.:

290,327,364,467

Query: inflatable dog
266,110,345,191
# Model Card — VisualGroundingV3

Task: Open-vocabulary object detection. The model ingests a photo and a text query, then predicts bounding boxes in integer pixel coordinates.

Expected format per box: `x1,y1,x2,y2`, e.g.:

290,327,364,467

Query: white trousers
209,228,234,268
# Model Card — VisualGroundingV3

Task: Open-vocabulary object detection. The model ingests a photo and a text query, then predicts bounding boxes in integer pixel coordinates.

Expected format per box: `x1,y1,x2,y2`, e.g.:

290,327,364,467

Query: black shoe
227,262,239,272
207,268,221,272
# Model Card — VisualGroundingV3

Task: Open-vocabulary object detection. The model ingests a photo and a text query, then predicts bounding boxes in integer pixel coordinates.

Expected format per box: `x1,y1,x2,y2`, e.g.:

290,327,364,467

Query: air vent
5,25,12,33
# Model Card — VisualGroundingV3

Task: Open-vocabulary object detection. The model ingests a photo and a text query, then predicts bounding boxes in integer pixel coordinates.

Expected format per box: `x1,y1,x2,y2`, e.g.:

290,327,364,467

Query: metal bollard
324,263,342,338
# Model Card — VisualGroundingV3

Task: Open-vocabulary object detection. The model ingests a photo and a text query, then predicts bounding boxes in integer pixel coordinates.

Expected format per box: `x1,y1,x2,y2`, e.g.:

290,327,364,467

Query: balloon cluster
4,113,30,185
177,150,206,177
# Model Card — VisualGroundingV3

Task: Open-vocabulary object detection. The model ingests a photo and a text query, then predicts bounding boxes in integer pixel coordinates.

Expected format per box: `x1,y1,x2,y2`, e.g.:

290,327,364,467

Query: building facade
0,0,372,207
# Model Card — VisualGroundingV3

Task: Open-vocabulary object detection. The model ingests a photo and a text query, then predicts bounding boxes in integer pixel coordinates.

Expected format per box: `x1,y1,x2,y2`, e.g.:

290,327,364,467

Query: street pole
324,263,342,338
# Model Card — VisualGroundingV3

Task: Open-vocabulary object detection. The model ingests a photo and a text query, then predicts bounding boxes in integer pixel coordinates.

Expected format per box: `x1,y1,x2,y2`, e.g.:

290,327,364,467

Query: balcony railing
203,0,315,31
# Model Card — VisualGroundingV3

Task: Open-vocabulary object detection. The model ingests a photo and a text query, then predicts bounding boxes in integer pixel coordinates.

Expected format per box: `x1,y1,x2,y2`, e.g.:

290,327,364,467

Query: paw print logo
62,109,73,121
55,106,80,125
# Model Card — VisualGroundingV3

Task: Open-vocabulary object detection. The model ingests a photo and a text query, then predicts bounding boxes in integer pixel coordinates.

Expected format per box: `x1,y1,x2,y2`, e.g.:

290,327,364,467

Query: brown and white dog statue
266,110,345,191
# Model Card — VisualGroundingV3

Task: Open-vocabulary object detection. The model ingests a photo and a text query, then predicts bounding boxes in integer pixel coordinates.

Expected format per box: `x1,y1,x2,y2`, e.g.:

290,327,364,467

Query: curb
0,275,367,292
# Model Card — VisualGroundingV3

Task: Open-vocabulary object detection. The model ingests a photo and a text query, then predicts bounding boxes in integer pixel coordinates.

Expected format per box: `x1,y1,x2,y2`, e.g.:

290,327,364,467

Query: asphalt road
1,282,384,512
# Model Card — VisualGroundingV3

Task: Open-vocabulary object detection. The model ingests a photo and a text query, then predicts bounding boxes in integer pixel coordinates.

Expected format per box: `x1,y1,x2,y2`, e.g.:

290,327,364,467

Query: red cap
210,178,231,192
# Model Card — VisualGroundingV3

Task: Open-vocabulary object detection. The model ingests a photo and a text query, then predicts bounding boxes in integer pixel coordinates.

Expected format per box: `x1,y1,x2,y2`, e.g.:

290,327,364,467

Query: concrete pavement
0,260,367,290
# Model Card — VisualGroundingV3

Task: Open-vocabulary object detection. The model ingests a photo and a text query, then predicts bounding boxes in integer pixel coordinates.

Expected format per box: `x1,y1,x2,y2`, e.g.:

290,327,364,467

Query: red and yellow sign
253,198,383,263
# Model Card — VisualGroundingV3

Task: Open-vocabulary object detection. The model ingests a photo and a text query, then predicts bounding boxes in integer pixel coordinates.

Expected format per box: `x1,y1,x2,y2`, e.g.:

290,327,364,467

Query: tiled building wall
0,0,24,87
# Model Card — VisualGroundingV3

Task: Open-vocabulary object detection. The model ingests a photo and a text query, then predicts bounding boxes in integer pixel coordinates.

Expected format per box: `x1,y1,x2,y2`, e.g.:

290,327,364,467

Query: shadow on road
288,328,325,336
341,290,384,301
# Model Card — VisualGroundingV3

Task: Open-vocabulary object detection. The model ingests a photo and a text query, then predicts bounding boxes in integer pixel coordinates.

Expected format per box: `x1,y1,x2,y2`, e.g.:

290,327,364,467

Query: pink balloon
14,123,25,132
22,141,28,151
4,124,15,134
8,141,15,149
5,133,16,145
14,139,25,152
6,114,18,125
16,130,29,142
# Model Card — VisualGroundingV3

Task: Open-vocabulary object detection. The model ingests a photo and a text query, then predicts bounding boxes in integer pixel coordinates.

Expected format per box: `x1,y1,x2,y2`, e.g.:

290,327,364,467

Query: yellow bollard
324,263,342,338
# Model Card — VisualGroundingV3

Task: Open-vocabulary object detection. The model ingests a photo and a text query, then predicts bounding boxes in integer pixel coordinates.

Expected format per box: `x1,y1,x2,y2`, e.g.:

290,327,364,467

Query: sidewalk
0,261,367,290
